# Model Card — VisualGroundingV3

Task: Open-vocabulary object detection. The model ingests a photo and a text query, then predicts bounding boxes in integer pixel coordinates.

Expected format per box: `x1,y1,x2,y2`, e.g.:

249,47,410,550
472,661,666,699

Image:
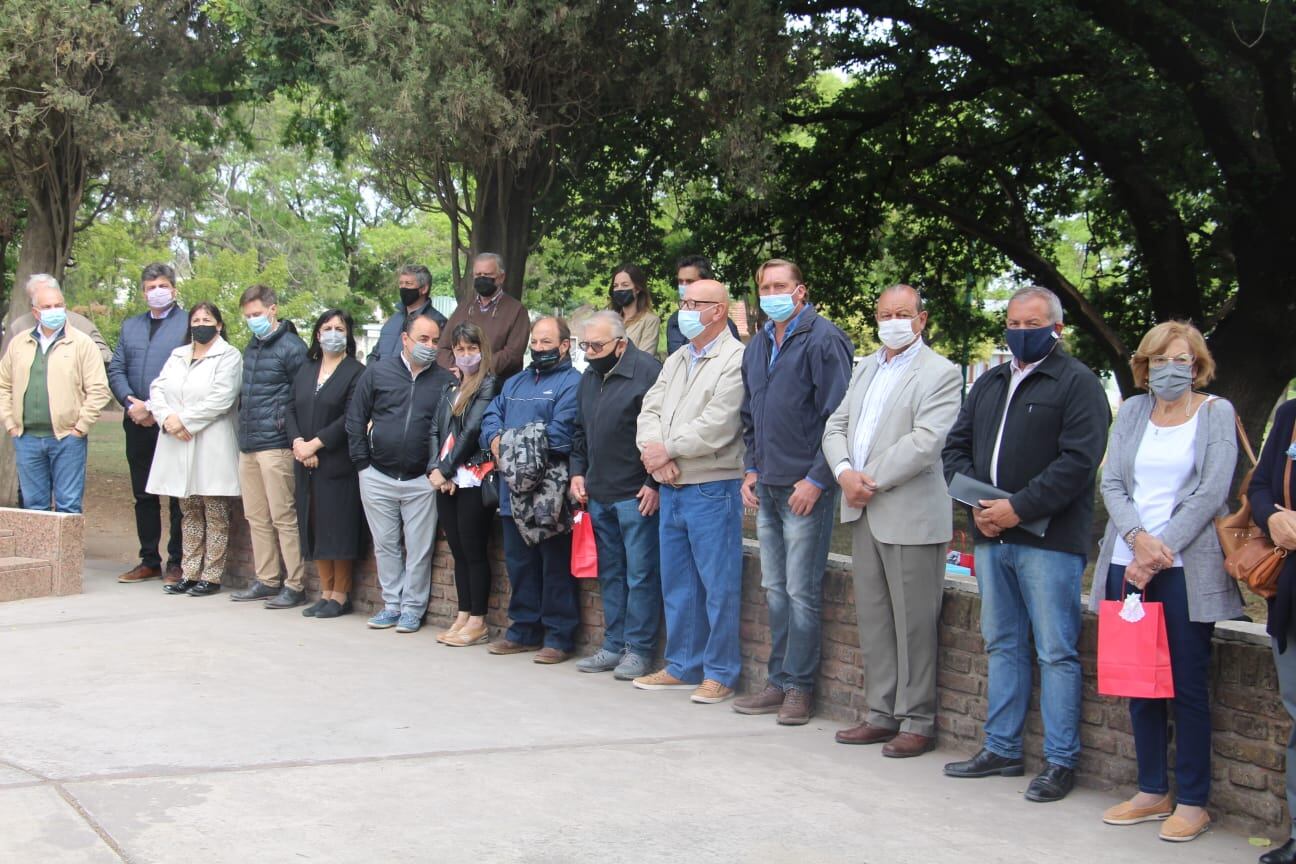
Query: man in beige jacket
0,275,111,513
634,278,746,704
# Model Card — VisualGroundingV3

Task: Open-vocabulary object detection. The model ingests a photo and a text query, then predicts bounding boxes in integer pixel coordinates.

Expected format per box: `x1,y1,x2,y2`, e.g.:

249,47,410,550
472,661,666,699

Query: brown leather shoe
164,564,183,585
777,687,813,725
488,639,542,655
835,722,899,745
882,731,936,758
118,564,161,584
733,684,784,715
533,647,570,664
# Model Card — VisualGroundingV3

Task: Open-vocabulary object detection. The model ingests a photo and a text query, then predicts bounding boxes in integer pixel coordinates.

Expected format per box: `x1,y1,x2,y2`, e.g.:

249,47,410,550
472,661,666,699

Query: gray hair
398,264,432,291
1008,286,1064,324
587,310,626,339
25,273,59,298
878,283,924,313
473,252,505,275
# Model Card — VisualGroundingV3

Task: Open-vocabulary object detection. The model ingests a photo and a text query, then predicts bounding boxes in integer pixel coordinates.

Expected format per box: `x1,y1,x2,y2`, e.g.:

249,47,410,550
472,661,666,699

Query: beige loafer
1102,795,1173,825
1159,810,1210,842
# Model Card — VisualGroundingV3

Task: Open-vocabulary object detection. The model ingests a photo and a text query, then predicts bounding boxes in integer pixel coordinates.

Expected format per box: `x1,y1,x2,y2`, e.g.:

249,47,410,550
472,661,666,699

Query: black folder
947,472,1050,538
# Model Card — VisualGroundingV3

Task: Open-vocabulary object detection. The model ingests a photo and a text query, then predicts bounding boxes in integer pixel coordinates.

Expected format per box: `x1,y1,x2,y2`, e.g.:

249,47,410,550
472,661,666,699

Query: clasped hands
1269,505,1296,551
163,414,193,442
837,470,878,510
291,436,322,469
428,468,456,494
1123,532,1175,590
640,441,680,485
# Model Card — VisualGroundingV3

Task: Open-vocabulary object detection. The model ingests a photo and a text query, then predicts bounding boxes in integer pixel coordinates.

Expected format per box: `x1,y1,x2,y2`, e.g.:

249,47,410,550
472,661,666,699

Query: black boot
1262,838,1296,864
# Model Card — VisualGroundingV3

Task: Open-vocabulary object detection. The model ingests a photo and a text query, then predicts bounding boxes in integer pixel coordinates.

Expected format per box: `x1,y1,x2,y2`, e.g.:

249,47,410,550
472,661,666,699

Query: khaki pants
239,450,306,591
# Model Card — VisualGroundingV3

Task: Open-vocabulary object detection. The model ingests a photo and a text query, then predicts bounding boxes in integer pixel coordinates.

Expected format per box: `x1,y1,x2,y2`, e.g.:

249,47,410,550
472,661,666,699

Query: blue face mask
38,308,67,331
1004,325,1058,364
678,309,705,340
759,293,797,323
677,283,688,299
246,314,273,339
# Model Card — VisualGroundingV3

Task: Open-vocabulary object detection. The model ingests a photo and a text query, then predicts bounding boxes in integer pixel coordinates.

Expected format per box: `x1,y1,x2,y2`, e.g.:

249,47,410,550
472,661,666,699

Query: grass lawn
88,410,130,479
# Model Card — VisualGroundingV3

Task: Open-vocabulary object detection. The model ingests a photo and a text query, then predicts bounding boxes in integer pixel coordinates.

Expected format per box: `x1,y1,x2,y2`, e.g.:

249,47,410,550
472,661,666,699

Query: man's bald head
684,278,729,307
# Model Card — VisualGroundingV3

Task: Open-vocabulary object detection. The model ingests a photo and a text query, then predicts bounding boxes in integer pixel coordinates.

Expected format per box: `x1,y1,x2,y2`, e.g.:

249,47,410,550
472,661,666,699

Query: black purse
480,466,500,511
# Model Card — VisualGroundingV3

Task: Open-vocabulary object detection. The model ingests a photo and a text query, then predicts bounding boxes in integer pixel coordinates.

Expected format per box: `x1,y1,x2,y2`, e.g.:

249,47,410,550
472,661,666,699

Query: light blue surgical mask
759,293,797,323
677,282,688,299
247,314,273,339
678,309,705,340
319,331,347,354
38,308,67,331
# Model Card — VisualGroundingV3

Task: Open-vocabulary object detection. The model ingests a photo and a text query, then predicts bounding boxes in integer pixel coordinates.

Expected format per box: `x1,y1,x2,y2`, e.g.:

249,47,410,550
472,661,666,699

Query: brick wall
224,505,1291,837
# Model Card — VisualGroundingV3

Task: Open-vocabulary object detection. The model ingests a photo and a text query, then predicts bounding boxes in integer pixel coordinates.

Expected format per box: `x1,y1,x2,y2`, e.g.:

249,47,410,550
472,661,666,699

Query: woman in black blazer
428,322,499,647
286,309,367,619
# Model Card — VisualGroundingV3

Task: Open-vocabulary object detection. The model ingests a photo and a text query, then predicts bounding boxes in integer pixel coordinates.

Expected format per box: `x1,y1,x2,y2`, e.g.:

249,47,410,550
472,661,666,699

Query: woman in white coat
146,302,243,597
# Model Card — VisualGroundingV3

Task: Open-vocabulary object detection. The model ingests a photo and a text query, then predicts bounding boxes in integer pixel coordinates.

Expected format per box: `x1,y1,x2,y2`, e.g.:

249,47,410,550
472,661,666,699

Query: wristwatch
1123,526,1145,550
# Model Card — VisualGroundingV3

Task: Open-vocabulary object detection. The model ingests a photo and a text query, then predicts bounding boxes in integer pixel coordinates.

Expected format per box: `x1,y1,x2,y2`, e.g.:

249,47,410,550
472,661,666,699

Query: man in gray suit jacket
822,284,961,757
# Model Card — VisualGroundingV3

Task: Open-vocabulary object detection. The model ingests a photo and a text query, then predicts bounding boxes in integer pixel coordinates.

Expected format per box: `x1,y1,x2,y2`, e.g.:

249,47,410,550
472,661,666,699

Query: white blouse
1110,411,1199,567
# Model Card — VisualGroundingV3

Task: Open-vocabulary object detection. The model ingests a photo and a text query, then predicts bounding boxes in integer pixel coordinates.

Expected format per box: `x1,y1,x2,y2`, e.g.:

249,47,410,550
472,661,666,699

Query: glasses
578,337,622,353
1147,353,1194,369
679,300,721,311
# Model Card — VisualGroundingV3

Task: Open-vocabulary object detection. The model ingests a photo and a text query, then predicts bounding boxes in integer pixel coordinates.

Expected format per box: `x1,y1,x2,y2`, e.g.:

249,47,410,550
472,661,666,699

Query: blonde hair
754,258,803,286
1130,320,1215,390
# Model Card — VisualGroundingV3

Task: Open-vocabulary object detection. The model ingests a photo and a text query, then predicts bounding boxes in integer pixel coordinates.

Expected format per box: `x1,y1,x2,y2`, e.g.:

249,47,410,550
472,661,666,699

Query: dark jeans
437,486,492,616
1105,564,1215,806
587,495,661,656
125,417,181,568
500,517,578,651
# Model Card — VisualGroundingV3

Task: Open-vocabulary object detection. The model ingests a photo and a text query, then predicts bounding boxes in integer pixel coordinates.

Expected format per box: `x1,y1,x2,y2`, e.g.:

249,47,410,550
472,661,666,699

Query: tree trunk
467,158,541,300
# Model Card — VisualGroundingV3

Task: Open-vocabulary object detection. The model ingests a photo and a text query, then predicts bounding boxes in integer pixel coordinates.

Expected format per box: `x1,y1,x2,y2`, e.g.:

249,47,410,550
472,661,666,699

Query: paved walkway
0,560,1268,863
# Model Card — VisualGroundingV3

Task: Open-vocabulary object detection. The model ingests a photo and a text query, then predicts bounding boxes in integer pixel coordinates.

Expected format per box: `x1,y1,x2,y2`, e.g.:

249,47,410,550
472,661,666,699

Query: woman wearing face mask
146,303,244,597
286,310,367,619
608,264,661,358
1089,321,1241,842
428,323,499,646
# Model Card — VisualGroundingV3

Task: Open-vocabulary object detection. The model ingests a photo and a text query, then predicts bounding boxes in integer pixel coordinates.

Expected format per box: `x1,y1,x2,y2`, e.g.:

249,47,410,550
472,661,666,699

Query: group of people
5,252,1296,860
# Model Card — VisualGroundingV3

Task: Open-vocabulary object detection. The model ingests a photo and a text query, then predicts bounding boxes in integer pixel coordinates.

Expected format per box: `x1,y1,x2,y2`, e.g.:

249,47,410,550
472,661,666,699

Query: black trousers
436,486,493,616
124,416,182,568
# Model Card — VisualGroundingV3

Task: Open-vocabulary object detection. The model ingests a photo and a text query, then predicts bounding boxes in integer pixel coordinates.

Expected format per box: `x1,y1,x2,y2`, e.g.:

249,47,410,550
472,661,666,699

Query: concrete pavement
0,560,1269,863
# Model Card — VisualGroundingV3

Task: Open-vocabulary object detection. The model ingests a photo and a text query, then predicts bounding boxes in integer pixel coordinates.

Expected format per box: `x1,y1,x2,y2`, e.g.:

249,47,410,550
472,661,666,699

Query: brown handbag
1215,416,1294,600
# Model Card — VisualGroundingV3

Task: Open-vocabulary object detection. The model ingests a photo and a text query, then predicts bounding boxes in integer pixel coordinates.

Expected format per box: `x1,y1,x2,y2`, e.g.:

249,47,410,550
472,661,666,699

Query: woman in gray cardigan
1090,321,1241,842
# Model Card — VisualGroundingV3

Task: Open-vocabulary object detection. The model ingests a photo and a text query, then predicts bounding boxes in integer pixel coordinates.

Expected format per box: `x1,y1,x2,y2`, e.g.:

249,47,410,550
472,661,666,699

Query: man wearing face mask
635,279,747,704
480,316,582,662
109,263,191,585
734,259,853,725
436,252,530,379
347,313,454,633
941,286,1109,803
664,255,740,357
2,273,112,366
821,284,961,754
368,264,447,366
0,275,111,514
229,284,310,609
570,311,664,680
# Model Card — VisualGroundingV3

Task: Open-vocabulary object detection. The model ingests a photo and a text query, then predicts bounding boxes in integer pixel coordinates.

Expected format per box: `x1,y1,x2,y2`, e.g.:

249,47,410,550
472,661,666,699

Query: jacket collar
990,345,1070,383
250,322,291,349
186,336,234,360
608,339,643,379
531,356,574,378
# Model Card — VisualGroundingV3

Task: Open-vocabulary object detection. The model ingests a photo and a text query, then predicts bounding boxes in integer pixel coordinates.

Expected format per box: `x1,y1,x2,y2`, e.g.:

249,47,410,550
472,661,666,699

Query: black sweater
571,340,663,503
345,353,453,481
942,347,1110,556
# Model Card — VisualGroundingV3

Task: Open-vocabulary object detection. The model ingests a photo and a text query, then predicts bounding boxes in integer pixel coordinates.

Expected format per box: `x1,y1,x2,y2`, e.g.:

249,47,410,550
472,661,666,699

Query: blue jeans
501,518,579,651
976,543,1084,768
588,496,661,656
14,433,88,514
757,482,837,691
659,480,742,686
1105,564,1214,806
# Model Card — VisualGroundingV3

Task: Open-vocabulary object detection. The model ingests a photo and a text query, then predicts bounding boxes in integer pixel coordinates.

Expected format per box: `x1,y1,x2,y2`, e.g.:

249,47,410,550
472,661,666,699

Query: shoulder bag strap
1235,413,1259,467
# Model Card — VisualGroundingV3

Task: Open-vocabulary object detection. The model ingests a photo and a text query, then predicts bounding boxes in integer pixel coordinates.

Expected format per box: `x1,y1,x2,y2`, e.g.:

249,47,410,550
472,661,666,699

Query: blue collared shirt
764,305,807,368
687,333,722,375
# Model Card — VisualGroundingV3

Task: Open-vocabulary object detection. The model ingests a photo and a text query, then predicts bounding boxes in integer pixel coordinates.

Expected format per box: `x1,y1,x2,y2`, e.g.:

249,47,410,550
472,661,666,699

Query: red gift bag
1097,595,1174,699
570,508,598,579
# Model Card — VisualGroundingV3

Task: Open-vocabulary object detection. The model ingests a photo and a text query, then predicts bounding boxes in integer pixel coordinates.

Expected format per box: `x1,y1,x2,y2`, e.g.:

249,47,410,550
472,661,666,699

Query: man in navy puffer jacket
229,284,309,610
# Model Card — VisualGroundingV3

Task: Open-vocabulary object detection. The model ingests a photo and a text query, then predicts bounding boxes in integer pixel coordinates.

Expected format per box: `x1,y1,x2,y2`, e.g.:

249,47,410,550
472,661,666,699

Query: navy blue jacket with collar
370,297,448,365
108,305,189,406
741,305,854,489
571,340,663,503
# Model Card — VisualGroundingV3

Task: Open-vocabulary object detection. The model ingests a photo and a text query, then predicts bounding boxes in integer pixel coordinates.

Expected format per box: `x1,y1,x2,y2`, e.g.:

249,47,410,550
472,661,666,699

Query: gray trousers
358,466,437,616
1274,629,1296,832
852,512,946,737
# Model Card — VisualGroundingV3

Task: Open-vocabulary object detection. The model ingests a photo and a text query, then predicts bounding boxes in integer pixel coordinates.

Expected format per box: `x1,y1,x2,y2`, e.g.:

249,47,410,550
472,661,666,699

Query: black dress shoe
1025,763,1075,802
265,587,305,609
187,580,221,597
1262,838,1296,864
231,581,280,602
315,599,353,619
164,579,196,595
301,599,328,617
943,748,1025,778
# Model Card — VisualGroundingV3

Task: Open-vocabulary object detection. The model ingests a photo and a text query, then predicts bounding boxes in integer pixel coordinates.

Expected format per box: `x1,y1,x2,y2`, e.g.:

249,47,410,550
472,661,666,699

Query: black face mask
191,325,218,345
612,289,636,309
474,276,500,297
531,347,562,371
399,287,422,308
587,350,619,376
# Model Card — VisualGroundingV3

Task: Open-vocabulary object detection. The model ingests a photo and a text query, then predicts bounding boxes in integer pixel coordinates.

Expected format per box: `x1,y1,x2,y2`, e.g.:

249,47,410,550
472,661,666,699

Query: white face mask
877,318,917,351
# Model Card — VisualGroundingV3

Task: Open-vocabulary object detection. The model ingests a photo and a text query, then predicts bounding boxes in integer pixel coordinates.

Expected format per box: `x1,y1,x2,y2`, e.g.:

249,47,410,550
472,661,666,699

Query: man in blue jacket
368,264,447,365
480,316,582,664
735,258,854,725
109,263,190,585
